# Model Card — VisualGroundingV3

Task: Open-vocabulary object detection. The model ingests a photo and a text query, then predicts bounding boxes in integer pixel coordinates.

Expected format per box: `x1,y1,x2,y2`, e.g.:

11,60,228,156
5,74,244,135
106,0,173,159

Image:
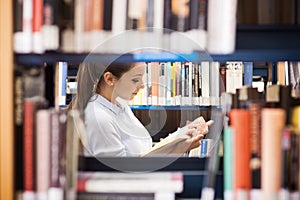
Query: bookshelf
0,1,14,200
2,0,300,199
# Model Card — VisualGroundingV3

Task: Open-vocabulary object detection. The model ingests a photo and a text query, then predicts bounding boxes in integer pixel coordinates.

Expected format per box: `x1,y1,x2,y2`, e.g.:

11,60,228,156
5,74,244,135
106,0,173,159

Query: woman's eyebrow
132,73,143,77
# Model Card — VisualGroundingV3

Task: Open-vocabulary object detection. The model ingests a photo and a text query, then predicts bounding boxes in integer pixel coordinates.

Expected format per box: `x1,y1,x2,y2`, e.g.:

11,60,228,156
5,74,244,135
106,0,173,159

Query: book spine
207,0,237,54
23,100,36,198
55,62,68,109
74,0,84,52
170,0,190,32
32,0,44,53
22,0,33,53
77,192,155,200
77,179,183,193
243,62,253,87
42,0,59,51
249,103,262,189
102,0,113,31
65,110,79,200
158,63,166,105
91,0,103,31
14,68,24,197
112,0,127,35
219,64,226,95
127,0,143,29
147,63,152,105
281,127,291,197
200,61,210,105
36,109,50,200
209,62,220,106
166,62,172,105
163,0,171,30
142,63,148,105
291,106,300,191
48,110,65,200
229,109,251,199
261,108,285,199
154,0,164,30
223,126,233,197
151,62,159,105
189,0,199,29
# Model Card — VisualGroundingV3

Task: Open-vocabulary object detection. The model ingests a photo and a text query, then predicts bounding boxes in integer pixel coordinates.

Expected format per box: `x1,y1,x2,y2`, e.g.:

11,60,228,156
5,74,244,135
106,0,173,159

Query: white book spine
207,0,237,54
188,62,193,105
166,62,172,105
128,0,143,20
22,0,33,53
83,179,183,193
209,62,220,106
158,63,166,105
36,110,50,200
142,64,148,105
74,0,84,52
201,62,210,106
153,0,164,30
55,62,68,108
147,63,152,105
112,0,127,35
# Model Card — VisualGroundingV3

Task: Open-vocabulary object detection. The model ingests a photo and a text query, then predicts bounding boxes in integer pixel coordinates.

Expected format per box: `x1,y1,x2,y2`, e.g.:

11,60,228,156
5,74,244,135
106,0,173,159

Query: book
261,108,286,199
141,125,191,156
229,109,251,199
65,110,81,200
13,67,25,198
36,109,51,200
207,0,237,54
112,0,127,35
55,61,68,109
243,62,253,87
77,171,183,193
142,117,214,156
32,0,44,53
200,61,210,105
77,192,155,200
42,0,59,51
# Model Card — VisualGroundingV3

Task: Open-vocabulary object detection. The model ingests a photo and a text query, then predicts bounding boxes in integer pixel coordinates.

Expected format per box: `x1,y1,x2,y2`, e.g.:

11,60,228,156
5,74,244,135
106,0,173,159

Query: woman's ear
103,72,115,86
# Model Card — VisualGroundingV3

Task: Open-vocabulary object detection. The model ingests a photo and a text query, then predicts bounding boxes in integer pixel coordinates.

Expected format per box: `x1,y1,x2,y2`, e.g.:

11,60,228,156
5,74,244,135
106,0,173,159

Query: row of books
13,0,237,54
15,98,83,200
237,0,300,25
222,85,300,200
60,61,256,108
59,60,300,108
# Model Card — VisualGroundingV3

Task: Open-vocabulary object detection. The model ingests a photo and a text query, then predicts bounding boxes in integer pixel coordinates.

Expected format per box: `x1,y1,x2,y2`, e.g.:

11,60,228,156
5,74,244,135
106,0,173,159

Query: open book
141,126,196,156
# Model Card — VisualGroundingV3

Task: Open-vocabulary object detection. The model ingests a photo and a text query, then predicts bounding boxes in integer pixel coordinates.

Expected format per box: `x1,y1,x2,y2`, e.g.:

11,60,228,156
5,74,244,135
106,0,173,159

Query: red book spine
32,0,43,32
23,100,36,192
229,109,251,197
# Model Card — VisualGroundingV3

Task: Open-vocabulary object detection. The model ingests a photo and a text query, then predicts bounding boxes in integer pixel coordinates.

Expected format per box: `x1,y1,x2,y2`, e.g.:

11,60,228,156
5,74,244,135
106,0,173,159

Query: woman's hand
186,116,214,137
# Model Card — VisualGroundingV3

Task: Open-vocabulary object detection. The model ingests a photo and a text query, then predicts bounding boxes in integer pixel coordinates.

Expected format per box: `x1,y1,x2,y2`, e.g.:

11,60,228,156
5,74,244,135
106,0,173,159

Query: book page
141,126,191,156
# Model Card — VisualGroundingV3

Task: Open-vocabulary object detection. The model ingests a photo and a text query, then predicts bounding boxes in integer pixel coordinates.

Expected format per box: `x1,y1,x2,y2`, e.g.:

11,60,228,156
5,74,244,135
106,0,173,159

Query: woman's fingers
206,120,214,126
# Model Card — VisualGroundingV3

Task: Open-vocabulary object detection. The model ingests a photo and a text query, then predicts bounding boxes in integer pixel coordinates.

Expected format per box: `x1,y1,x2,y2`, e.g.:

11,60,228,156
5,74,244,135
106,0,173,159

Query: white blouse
83,94,152,157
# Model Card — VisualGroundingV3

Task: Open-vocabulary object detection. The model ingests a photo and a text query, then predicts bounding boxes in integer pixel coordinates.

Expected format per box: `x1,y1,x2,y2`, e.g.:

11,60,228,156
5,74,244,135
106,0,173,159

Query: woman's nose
139,82,145,89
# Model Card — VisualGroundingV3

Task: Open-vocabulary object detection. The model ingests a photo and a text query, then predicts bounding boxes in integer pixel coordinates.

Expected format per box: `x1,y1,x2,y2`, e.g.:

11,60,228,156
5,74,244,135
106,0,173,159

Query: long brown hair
68,60,136,112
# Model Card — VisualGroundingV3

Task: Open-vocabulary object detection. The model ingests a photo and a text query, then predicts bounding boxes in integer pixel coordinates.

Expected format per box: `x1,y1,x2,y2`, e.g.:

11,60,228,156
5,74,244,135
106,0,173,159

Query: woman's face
112,63,145,101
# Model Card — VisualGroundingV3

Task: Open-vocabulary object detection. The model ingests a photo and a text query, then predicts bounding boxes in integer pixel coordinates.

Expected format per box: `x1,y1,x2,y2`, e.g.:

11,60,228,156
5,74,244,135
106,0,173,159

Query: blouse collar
94,94,129,114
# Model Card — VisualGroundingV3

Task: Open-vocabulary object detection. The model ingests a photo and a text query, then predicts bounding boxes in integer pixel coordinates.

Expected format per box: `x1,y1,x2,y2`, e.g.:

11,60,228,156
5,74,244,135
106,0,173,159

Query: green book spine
223,126,233,191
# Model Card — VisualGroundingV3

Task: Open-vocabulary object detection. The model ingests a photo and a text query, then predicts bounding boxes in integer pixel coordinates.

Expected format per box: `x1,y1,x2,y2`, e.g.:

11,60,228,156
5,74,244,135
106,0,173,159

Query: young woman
71,61,213,157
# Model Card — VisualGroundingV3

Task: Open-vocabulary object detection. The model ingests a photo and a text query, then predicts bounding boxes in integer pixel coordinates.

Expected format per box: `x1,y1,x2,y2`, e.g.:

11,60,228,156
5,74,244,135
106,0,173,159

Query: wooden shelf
0,0,14,200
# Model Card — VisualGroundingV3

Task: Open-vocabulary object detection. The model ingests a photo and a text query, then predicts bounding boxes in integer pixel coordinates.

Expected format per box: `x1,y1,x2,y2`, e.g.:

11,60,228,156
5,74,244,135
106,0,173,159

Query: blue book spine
243,62,253,86
200,139,208,157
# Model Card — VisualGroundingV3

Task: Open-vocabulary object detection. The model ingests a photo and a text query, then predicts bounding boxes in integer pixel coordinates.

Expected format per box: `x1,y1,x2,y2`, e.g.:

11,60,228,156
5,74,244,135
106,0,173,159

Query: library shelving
1,0,300,199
